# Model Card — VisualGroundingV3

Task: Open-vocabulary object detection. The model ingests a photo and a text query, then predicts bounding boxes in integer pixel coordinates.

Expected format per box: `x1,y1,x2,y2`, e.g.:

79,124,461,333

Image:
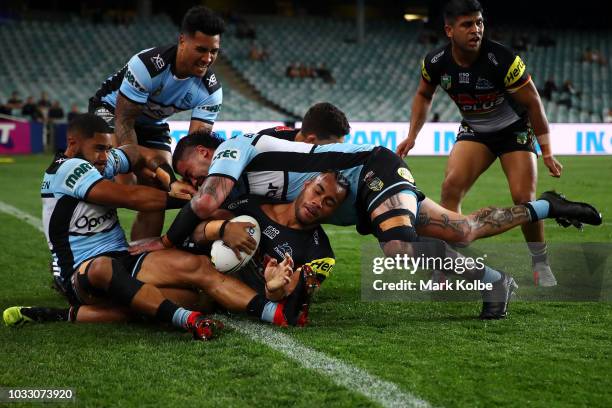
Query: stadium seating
1,15,610,123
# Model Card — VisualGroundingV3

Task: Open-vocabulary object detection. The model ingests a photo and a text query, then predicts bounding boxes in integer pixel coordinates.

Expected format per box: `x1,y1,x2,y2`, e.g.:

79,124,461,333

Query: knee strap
372,209,417,242
107,259,145,306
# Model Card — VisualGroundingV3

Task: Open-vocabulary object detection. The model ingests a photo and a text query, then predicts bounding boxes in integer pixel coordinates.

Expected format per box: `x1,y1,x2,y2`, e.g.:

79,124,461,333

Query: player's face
295,174,347,226
177,31,220,78
77,133,113,173
175,146,211,188
446,12,484,53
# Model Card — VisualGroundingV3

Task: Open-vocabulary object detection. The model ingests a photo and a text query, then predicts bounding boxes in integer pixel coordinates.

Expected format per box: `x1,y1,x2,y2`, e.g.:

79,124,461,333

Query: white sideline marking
218,317,431,408
0,200,432,408
0,201,44,231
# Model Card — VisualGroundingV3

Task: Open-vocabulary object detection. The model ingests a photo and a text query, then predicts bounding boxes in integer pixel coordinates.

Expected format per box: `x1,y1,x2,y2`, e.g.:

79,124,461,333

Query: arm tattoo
193,176,233,218
115,95,143,146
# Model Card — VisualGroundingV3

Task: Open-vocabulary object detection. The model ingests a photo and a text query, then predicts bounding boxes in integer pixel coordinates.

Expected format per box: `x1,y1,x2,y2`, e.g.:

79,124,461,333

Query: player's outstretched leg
538,191,603,229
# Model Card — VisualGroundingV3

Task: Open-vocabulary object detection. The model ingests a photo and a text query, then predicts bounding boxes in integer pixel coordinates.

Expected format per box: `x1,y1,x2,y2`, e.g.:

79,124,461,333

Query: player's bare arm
510,79,563,177
188,119,213,134
114,93,143,146
397,78,436,157
86,179,187,211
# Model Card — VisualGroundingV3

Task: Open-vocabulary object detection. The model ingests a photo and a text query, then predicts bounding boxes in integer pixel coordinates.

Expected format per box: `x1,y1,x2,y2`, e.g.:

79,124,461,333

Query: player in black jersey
397,0,563,286
89,6,225,242
185,172,348,326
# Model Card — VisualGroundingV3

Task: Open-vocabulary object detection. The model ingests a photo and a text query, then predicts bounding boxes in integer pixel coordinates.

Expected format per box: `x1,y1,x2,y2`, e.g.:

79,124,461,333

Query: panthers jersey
421,38,530,133
93,44,222,126
224,195,335,292
257,126,299,141
41,150,131,285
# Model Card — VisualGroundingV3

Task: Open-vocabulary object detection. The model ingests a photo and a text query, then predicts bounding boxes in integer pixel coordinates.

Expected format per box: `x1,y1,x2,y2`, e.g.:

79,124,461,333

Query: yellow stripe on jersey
304,257,335,278
504,56,526,88
421,60,431,82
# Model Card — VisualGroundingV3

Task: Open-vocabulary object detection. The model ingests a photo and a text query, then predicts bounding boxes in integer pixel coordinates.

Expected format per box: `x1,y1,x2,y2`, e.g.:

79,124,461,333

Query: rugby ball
210,215,261,274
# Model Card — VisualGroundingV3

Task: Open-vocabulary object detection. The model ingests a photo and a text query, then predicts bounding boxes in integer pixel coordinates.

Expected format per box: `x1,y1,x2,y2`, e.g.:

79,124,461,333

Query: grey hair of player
67,113,112,139
443,0,483,24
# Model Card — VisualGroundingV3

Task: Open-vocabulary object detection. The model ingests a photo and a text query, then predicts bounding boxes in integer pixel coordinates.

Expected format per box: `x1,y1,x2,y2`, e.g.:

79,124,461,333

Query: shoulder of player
200,69,222,94
257,126,298,141
481,39,519,68
135,44,177,78
424,43,451,66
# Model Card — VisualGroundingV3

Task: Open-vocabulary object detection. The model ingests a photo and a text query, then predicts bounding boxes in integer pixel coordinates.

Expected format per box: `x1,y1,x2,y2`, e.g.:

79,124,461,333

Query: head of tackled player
294,171,350,226
66,113,114,174
176,6,225,78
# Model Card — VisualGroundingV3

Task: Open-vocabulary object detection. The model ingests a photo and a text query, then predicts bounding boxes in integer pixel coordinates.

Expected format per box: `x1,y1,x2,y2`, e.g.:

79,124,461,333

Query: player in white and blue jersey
7,114,294,338
89,6,225,241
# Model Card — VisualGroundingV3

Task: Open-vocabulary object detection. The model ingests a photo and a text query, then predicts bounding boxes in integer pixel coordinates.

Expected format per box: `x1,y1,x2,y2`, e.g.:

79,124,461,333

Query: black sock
22,307,70,322
155,299,180,324
246,294,267,318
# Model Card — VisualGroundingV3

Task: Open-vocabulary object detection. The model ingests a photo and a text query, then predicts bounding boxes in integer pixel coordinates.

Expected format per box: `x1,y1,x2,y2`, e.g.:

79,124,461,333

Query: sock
481,266,503,284
21,307,70,322
155,299,185,327
528,242,548,265
260,302,279,323
524,200,550,221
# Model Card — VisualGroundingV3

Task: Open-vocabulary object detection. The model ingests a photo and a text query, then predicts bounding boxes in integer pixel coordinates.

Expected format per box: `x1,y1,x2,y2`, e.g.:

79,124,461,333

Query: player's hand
396,136,416,157
223,222,258,258
543,154,563,178
169,180,196,200
128,236,165,255
264,254,294,298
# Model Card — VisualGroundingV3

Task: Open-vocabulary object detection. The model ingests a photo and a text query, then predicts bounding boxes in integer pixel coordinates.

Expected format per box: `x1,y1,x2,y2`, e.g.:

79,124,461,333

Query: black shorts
355,147,426,235
455,120,537,157
55,251,148,306
88,98,172,152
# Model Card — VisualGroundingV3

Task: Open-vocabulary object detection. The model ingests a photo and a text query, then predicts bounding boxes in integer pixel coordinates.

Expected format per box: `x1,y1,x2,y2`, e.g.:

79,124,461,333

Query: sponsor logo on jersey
263,225,280,239
65,162,94,189
207,74,217,87
475,77,495,90
150,54,165,70
226,198,249,210
363,170,384,192
421,60,431,82
200,104,221,113
397,167,415,183
459,72,470,84
313,230,319,245
430,50,445,64
273,242,293,258
183,92,193,105
125,68,146,93
75,209,117,232
488,52,499,66
305,257,335,278
265,182,280,198
504,56,526,87
441,74,452,90
452,92,505,112
212,149,240,161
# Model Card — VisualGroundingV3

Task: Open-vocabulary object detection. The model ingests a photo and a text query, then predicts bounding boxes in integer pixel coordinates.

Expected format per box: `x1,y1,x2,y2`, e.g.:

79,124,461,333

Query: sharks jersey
41,150,131,285
93,44,222,126
209,134,422,227
421,38,530,133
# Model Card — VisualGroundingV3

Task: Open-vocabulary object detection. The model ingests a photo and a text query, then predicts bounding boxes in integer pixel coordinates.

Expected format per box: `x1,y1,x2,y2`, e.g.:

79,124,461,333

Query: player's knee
84,257,113,290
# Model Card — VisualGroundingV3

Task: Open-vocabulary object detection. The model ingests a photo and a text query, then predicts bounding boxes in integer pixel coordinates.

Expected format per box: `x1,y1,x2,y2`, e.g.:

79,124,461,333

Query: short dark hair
172,130,225,171
443,0,483,24
181,6,226,37
68,113,112,139
301,102,350,142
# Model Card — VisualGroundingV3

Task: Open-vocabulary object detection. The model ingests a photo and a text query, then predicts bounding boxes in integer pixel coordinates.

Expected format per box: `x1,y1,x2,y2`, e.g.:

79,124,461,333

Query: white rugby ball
210,215,261,274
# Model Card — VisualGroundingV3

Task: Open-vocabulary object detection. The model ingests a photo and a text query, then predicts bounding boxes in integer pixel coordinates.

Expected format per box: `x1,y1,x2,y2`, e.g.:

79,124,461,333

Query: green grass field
1,154,611,407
